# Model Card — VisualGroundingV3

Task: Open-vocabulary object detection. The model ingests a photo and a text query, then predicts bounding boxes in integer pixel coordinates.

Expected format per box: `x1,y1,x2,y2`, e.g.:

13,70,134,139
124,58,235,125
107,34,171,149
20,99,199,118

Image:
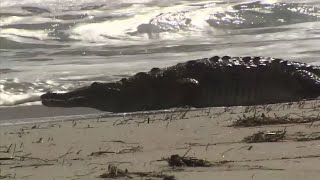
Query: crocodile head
41,82,121,111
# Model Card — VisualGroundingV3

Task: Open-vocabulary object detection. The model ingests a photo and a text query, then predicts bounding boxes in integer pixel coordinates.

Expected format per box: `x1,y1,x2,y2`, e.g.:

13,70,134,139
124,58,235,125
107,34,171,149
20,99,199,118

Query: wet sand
0,105,103,122
0,100,320,180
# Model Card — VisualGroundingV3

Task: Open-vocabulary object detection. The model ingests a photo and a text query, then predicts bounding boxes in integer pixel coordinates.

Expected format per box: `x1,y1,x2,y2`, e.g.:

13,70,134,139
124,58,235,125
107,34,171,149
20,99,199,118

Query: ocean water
1,0,320,107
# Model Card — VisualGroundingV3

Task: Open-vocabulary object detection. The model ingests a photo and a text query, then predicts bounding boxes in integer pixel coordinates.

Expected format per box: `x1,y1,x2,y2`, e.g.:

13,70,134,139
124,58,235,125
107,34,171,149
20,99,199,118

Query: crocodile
41,56,320,112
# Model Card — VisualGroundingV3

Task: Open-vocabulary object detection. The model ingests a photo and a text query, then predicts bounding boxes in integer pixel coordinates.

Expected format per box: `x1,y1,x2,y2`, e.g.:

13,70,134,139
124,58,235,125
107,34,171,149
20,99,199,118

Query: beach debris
163,176,176,180
0,144,13,153
291,132,320,142
99,165,175,179
99,164,131,178
90,146,142,156
236,153,320,163
24,124,49,130
166,154,212,167
164,107,191,120
221,148,235,156
85,124,94,129
72,120,77,127
14,153,56,163
243,130,286,143
112,107,191,126
76,150,82,155
0,173,15,179
131,172,176,180
48,123,62,128
31,124,39,129
33,137,43,144
0,157,14,161
108,140,139,145
10,163,54,169
58,147,73,160
232,113,320,127
0,144,17,154
117,146,142,154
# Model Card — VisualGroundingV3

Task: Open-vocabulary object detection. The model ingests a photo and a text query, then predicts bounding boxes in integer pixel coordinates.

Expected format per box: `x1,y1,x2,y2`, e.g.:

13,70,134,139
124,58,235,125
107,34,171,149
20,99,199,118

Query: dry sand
1,100,320,180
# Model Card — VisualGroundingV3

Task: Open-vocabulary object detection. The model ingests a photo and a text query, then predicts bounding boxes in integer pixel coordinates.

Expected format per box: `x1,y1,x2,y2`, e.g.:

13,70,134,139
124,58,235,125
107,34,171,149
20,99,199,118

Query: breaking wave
0,78,73,106
1,1,319,46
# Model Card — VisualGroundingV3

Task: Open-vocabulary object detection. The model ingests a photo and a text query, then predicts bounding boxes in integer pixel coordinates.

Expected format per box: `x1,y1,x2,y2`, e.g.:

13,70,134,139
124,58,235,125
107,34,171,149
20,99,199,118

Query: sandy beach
1,100,320,180
1,0,320,179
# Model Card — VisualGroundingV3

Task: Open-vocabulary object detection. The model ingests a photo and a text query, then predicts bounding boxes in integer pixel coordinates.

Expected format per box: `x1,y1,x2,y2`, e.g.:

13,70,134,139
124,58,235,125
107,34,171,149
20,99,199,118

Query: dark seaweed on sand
243,130,286,143
166,154,212,167
232,113,320,127
98,164,175,179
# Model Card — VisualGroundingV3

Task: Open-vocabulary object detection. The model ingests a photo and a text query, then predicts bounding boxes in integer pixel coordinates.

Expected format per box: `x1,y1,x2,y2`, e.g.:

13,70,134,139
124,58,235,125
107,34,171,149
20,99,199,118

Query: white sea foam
0,92,42,106
0,16,61,26
69,13,158,43
0,78,74,106
0,0,154,12
0,28,53,40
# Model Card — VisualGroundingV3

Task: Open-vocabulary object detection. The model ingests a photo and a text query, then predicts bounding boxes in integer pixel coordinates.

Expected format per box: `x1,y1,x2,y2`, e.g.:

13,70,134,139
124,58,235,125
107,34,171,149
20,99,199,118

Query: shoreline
0,100,319,179
0,105,104,126
1,98,319,125
0,104,199,126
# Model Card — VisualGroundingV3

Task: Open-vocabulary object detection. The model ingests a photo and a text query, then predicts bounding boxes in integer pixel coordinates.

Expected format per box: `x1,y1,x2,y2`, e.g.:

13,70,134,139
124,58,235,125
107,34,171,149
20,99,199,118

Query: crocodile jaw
41,92,88,107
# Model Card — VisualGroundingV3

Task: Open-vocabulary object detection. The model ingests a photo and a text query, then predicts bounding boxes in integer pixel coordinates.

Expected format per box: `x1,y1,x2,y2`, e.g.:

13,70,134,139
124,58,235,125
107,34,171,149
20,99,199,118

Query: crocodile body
41,56,320,112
